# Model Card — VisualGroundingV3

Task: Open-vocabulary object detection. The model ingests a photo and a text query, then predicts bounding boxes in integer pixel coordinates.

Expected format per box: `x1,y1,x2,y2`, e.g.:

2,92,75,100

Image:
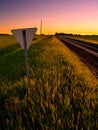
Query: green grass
0,35,98,129
0,34,18,48
63,34,98,44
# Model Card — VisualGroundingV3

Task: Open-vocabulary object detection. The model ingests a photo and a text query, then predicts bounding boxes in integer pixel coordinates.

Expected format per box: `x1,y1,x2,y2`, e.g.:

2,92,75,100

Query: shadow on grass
0,43,21,57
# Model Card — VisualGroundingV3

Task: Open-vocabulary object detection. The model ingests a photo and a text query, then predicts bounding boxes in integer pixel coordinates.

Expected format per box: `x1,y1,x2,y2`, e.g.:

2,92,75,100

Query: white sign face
11,28,37,50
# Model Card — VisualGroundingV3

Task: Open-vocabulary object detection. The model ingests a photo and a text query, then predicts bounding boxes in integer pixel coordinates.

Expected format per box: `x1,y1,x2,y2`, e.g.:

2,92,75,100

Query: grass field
63,34,98,44
0,34,98,129
0,34,18,48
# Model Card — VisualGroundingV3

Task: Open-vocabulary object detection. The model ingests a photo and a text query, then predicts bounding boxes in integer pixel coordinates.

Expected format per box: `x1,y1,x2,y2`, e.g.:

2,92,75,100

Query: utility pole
40,20,42,35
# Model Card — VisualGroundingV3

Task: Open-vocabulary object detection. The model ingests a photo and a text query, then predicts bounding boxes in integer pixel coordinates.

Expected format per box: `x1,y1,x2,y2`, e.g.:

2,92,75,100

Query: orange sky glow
1,0,98,35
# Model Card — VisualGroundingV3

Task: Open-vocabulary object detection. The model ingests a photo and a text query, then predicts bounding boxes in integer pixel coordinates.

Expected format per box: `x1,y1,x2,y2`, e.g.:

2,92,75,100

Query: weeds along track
65,37,98,53
56,35,98,76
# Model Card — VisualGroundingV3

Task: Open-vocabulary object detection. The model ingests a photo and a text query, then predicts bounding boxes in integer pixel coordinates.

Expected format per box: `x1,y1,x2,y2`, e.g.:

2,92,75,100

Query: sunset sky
1,0,98,35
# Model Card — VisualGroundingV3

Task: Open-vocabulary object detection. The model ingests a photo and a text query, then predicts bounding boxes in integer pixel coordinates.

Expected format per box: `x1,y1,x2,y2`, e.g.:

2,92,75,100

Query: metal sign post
23,30,30,97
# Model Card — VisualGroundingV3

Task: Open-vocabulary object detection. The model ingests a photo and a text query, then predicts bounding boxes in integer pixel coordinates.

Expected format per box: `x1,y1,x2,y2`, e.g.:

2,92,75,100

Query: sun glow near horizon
1,18,98,35
1,0,98,35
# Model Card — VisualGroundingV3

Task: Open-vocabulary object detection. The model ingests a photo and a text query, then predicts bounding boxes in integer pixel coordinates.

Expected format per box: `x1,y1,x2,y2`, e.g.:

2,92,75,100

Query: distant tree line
55,32,98,36
55,32,81,36
0,34,10,36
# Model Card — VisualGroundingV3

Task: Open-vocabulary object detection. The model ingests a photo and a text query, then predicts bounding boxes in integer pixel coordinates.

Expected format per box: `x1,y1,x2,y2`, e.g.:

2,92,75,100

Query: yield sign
11,28,37,50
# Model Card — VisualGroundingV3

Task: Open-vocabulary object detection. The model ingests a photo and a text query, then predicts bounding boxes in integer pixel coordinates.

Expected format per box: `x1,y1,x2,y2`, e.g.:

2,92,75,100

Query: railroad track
56,35,98,76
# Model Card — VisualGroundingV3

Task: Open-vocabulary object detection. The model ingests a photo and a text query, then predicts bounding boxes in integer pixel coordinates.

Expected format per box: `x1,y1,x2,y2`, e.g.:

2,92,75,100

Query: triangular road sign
11,28,37,50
